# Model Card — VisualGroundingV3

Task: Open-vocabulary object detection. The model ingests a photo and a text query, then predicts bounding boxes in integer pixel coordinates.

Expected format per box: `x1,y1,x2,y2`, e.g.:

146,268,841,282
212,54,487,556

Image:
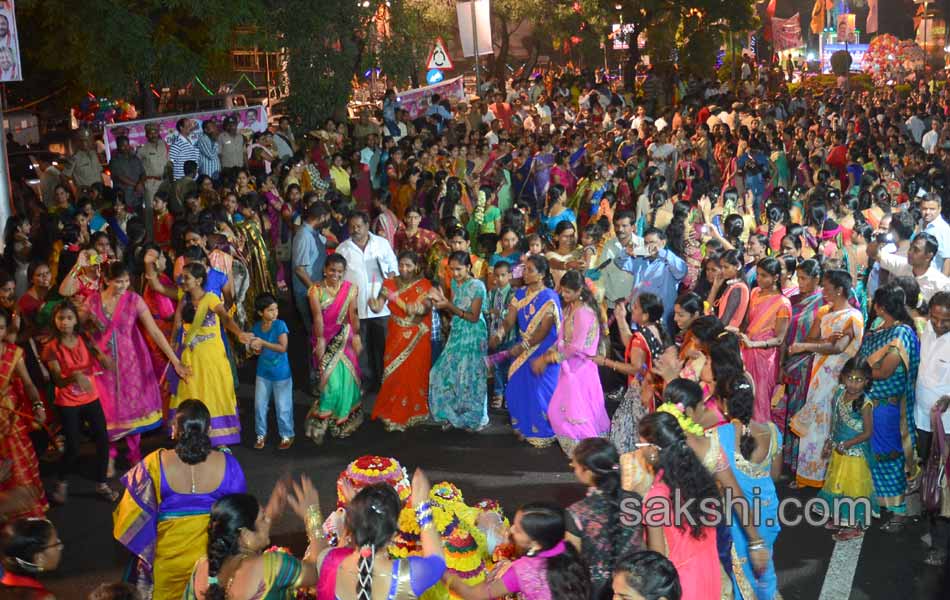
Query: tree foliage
16,0,262,103
377,0,455,88
578,0,758,86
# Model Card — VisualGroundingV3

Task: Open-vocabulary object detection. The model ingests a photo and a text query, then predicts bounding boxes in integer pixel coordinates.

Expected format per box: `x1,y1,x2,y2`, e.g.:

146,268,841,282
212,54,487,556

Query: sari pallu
89,291,164,442
779,291,823,471
740,289,791,423
0,344,48,518
306,281,362,443
113,450,247,600
715,423,782,600
506,288,561,448
236,218,279,324
790,305,864,488
371,278,432,431
857,323,921,513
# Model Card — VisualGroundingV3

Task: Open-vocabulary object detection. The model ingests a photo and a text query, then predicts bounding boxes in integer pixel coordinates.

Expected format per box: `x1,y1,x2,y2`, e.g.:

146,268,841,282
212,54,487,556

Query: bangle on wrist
305,504,323,539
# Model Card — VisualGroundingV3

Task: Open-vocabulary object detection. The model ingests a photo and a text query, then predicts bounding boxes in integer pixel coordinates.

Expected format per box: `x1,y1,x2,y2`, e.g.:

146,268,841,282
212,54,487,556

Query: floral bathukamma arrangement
393,482,496,600
323,455,412,547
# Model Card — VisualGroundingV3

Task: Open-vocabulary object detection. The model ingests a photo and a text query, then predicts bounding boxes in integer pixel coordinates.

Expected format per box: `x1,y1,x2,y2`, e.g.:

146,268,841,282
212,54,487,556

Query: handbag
922,411,949,514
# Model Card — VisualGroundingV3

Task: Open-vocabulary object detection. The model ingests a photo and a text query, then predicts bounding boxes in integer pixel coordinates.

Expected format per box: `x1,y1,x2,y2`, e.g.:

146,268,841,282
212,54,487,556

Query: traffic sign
426,69,445,85
426,37,454,70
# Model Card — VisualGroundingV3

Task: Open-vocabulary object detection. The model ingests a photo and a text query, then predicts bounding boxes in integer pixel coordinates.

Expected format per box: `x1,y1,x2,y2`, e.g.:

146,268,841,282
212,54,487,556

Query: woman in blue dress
490,255,561,447
711,383,782,599
856,284,921,532
428,251,489,431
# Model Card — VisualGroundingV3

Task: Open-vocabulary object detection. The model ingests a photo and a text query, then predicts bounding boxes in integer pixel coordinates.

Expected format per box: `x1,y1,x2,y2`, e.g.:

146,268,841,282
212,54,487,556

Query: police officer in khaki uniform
137,123,169,239
63,131,103,191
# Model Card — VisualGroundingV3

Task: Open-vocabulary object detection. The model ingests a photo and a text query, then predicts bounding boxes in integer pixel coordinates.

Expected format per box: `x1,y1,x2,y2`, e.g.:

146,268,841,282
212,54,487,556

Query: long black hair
205,494,260,600
344,483,402,600
872,283,916,330
526,254,556,289
175,399,213,465
516,502,591,599
708,331,746,400
725,380,758,460
638,413,719,538
560,270,601,329
572,439,624,574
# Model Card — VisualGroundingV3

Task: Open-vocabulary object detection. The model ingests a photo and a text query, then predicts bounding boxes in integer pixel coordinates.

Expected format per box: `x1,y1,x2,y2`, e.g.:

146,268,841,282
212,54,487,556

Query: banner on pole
456,0,493,57
0,1,23,82
397,76,465,120
836,13,856,44
103,105,268,162
771,13,804,51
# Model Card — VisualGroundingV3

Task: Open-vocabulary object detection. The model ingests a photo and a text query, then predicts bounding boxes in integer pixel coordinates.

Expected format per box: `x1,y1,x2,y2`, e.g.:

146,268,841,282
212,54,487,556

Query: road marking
818,534,865,600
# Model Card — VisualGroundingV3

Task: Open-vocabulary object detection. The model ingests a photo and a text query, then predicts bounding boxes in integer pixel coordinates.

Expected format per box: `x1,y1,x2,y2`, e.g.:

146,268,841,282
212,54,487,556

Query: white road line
818,535,865,600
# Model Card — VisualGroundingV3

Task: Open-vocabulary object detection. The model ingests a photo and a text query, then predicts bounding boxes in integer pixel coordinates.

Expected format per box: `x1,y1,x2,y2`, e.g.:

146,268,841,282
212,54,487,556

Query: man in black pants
334,211,399,393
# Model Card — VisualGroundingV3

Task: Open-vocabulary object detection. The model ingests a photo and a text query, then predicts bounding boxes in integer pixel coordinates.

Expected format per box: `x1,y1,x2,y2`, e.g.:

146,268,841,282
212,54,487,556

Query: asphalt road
34,301,949,600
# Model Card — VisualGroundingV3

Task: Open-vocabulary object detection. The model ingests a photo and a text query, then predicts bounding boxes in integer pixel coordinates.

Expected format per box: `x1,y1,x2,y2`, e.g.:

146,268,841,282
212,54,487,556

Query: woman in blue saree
490,255,561,448
857,284,921,532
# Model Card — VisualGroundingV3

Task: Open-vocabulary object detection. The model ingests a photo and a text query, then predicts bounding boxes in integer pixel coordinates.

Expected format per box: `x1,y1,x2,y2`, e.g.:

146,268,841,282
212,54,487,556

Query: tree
263,0,370,128
16,0,264,115
578,0,758,90
377,0,455,88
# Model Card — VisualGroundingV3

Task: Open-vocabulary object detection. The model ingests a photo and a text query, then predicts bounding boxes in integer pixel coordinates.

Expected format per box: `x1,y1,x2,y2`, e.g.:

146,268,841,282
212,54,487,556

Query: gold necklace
190,465,197,493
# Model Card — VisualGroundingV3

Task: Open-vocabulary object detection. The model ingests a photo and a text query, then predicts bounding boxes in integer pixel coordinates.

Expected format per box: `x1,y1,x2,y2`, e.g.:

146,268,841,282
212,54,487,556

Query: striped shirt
168,134,199,180
196,133,221,179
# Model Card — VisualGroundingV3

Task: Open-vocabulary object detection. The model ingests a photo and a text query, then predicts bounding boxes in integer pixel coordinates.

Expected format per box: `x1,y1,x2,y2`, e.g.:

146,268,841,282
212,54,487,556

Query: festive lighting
807,52,816,61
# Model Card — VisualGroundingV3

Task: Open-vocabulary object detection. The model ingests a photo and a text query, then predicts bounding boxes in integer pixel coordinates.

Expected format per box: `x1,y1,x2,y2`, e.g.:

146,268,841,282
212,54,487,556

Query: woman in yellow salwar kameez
171,263,253,446
113,400,247,600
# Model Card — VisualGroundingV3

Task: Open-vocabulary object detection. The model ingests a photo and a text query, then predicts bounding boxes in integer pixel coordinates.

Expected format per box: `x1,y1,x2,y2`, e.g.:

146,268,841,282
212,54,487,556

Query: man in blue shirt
292,202,329,332
615,227,687,332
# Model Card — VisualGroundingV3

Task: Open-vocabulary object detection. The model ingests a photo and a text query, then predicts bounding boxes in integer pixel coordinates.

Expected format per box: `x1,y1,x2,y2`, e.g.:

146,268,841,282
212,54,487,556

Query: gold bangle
306,505,323,539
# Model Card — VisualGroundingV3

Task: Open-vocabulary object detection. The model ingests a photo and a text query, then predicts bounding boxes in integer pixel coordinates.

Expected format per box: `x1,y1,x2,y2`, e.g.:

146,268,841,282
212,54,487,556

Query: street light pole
471,0,481,94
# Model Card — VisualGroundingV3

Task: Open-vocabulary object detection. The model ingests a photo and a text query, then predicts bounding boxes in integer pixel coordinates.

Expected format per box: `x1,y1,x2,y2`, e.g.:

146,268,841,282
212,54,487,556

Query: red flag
764,0,778,41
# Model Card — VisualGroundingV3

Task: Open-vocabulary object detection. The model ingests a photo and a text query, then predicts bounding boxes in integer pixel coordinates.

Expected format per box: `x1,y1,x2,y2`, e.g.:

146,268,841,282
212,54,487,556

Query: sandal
924,548,947,567
50,481,67,505
96,483,119,503
881,519,905,534
833,527,864,542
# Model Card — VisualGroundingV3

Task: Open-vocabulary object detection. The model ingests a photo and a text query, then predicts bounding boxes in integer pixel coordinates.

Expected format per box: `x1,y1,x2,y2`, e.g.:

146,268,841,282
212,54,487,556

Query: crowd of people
0,59,949,599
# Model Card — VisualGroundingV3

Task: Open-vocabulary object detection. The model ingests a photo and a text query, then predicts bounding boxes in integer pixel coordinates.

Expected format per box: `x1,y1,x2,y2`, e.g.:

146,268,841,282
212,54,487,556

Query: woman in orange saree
370,252,433,431
0,309,48,518
736,258,791,424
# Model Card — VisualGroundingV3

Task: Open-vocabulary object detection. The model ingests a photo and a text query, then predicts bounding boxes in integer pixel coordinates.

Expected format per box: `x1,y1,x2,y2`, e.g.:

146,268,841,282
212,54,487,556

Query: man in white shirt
871,232,950,303
334,211,399,392
923,120,941,154
906,110,925,145
916,291,950,567
921,194,950,274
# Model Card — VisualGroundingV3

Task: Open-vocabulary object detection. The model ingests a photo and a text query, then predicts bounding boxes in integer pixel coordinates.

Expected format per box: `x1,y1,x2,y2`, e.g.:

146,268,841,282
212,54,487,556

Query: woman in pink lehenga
735,258,791,423
87,262,187,476
536,271,609,456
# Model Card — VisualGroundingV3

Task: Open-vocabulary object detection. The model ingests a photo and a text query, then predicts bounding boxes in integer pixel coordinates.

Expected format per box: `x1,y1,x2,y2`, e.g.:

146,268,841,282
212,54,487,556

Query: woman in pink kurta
535,271,608,456
738,258,792,423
